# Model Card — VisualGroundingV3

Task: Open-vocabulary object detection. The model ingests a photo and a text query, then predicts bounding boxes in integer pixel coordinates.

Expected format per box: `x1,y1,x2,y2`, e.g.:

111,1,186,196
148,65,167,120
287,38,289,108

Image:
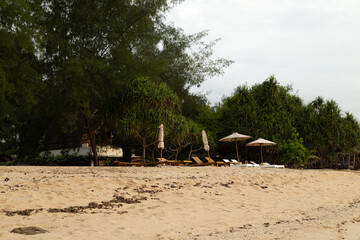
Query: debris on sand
4,209,42,216
11,226,48,235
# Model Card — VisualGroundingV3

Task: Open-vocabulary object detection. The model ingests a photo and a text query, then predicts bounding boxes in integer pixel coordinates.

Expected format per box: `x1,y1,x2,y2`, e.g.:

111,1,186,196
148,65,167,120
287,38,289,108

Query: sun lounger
157,158,180,166
259,162,276,168
166,160,181,166
233,163,254,167
223,159,234,166
190,157,214,166
156,158,193,166
230,159,254,167
114,161,141,166
250,161,260,167
230,159,242,164
140,159,167,166
180,160,193,166
274,164,285,168
205,157,228,167
259,162,285,168
228,159,257,167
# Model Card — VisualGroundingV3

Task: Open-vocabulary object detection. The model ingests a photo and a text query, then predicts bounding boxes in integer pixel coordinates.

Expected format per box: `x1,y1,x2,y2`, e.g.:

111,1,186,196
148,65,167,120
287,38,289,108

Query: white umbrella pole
235,141,239,162
246,146,248,162
260,145,263,163
160,149,163,160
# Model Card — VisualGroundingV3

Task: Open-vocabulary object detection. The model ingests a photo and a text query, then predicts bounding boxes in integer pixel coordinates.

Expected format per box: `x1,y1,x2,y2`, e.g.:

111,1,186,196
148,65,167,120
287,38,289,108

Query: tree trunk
187,145,203,161
142,138,146,164
88,130,98,166
151,148,155,161
188,146,193,161
84,116,98,166
175,150,179,161
353,154,356,170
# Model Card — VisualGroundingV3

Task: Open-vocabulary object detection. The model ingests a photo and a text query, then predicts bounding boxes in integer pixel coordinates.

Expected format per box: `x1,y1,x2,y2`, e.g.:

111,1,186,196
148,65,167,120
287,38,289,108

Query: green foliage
278,128,306,166
215,76,360,167
302,149,320,168
181,93,208,119
1,1,359,168
166,115,205,160
117,77,180,136
196,106,220,136
157,28,233,114
20,154,90,166
294,98,360,167
0,0,233,164
0,160,18,166
114,76,180,160
216,76,303,158
0,0,42,156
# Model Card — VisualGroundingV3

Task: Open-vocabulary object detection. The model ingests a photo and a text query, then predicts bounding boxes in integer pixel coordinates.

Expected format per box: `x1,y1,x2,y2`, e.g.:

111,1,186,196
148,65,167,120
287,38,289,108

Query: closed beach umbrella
219,132,252,162
202,130,210,157
158,124,164,159
246,138,276,163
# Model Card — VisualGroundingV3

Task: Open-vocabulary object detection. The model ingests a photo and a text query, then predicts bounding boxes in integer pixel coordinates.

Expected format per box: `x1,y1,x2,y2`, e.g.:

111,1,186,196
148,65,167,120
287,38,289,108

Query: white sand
0,166,359,239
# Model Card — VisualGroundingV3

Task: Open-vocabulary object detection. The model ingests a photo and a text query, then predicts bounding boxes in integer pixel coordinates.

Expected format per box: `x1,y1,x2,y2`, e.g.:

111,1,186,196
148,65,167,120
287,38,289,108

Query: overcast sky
166,0,360,119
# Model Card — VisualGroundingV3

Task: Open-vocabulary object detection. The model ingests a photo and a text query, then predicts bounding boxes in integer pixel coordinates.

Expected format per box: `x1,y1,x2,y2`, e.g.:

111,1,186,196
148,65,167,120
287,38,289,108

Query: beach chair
190,157,214,166
274,164,285,168
230,159,253,167
113,160,142,166
222,159,236,167
156,158,193,166
179,160,193,166
250,161,260,167
233,163,253,167
116,162,141,166
223,159,233,166
230,159,242,165
139,158,167,167
157,158,182,166
259,162,285,168
259,162,276,168
205,157,227,167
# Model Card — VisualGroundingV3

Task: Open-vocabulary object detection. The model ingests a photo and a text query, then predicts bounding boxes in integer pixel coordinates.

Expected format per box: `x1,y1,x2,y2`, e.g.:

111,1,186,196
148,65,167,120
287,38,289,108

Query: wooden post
353,154,356,170
245,146,248,162
235,141,239,162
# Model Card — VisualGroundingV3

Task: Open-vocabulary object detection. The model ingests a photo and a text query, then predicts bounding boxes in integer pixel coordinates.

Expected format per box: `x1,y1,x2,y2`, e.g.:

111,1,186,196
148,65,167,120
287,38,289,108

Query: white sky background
166,0,360,119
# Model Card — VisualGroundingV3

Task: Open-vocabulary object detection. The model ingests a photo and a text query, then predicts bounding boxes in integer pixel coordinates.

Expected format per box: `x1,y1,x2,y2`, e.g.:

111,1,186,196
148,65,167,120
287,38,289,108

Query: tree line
1,1,359,168
199,76,360,168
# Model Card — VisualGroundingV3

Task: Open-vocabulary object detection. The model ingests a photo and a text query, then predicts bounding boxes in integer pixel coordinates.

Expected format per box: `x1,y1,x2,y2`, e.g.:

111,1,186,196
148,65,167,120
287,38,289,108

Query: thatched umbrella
158,124,164,159
246,138,276,163
219,132,252,161
202,130,210,158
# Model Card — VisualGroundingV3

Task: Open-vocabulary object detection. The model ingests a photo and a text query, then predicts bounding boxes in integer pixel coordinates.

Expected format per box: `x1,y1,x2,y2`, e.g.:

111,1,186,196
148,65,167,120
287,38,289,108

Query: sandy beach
1,166,360,240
